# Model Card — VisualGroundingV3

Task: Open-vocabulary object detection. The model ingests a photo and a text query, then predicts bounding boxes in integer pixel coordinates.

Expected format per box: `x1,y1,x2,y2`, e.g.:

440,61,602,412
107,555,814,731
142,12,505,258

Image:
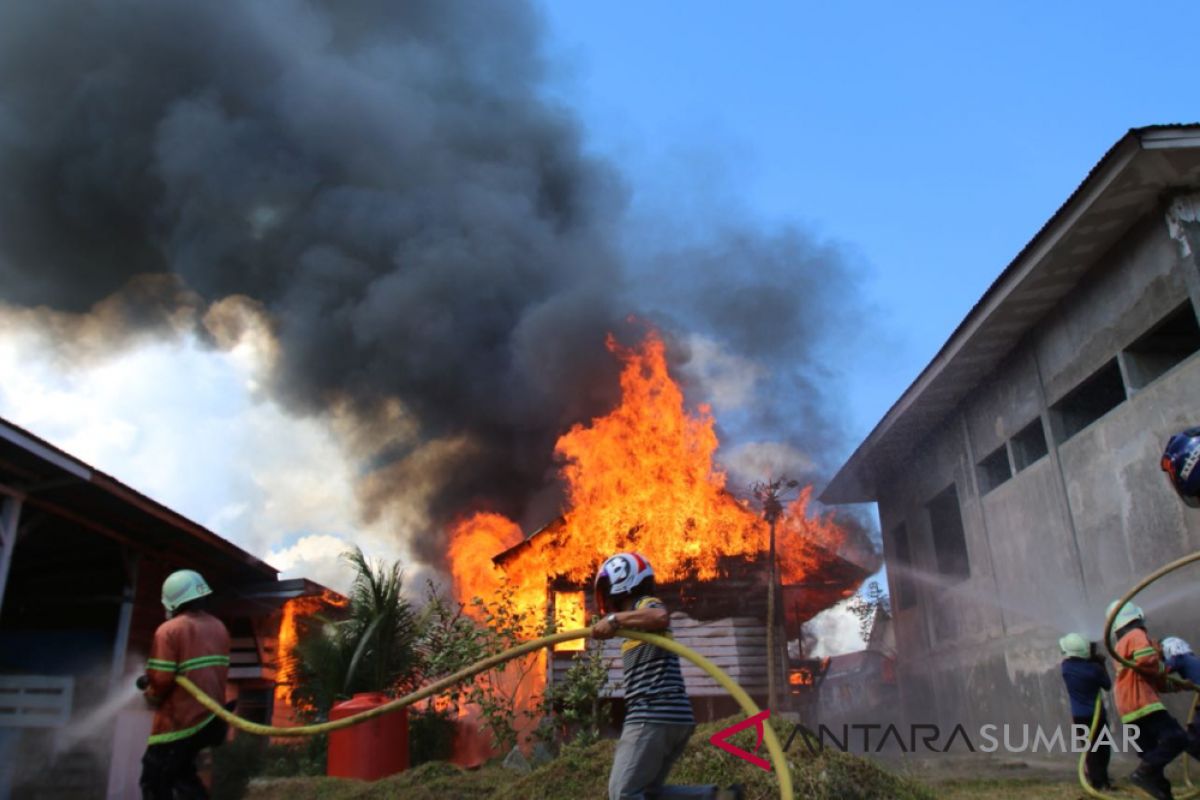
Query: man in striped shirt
592,552,721,800
139,569,231,800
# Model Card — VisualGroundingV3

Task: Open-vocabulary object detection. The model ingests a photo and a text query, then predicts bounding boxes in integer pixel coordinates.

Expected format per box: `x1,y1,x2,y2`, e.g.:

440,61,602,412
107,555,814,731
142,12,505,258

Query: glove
136,675,150,691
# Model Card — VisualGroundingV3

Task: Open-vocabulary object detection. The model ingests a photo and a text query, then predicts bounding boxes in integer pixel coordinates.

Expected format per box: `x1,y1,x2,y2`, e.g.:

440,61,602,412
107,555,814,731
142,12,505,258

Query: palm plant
292,547,420,718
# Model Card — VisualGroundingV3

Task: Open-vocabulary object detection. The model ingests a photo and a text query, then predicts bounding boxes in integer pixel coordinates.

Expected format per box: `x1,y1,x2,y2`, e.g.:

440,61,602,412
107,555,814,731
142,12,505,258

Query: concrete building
822,125,1200,734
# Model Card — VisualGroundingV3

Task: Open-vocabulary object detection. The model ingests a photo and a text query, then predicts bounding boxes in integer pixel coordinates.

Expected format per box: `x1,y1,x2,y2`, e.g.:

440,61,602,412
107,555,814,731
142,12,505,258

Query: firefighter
1059,632,1113,790
1161,427,1200,507
1160,637,1200,762
1109,601,1187,800
591,552,738,800
138,569,231,800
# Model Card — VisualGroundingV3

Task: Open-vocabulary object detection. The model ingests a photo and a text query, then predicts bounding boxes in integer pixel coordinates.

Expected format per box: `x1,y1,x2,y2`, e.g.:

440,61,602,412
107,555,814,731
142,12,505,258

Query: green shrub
211,733,268,799
212,733,329,798
258,736,327,778
409,706,457,765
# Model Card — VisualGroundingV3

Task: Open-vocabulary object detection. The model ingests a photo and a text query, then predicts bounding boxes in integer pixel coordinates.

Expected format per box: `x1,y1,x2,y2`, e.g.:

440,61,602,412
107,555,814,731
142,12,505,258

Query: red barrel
326,692,409,780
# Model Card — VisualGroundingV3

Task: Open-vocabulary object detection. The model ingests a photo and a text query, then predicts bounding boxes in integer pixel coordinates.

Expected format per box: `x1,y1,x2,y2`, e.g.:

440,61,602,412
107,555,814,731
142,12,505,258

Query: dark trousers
140,716,228,800
1187,716,1200,761
1129,710,1188,776
1073,712,1112,788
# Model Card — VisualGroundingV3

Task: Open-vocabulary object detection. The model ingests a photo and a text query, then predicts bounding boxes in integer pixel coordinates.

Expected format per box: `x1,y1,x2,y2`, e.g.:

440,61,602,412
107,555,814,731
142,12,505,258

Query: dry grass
243,717,936,800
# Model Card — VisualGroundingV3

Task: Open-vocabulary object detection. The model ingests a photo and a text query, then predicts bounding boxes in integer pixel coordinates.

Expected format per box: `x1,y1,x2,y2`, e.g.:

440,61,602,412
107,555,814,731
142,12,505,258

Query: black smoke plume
0,0,868,567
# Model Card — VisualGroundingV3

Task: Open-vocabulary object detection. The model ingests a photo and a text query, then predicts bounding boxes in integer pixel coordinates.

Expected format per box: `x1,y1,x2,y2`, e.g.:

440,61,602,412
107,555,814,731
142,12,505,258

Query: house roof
821,125,1200,504
0,415,278,582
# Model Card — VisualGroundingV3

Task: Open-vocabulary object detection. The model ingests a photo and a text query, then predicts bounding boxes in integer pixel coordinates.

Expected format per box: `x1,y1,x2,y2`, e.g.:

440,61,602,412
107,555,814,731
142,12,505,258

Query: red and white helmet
594,552,655,614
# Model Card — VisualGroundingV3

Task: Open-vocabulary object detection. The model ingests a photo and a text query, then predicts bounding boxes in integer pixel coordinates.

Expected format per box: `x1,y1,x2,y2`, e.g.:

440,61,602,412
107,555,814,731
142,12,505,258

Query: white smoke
802,598,867,658
0,317,409,595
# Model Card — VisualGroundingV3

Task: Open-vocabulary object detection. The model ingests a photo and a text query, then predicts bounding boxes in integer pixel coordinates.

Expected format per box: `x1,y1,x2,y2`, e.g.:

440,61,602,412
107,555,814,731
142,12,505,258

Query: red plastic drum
326,692,409,780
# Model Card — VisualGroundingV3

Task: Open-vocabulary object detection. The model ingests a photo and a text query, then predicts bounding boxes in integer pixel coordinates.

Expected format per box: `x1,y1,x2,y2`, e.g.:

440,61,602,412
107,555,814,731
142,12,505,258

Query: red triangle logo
709,709,772,772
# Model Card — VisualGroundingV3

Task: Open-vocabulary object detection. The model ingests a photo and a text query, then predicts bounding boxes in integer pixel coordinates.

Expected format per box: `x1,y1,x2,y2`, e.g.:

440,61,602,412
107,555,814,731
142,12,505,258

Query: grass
242,716,936,800
926,778,1085,799
242,716,1173,798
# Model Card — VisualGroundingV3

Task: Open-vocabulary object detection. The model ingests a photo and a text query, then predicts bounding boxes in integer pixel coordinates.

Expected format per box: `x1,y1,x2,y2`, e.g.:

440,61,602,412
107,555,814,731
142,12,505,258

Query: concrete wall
877,208,1200,735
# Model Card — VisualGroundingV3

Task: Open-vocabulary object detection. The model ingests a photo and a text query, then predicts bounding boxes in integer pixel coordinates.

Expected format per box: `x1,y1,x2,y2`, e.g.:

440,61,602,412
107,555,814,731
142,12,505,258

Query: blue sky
529,2,1200,634
536,0,1200,445
4,1,1199,648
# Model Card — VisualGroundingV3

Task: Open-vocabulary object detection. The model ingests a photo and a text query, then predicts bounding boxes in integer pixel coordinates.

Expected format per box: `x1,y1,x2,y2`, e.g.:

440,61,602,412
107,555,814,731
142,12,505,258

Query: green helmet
162,569,212,615
1059,632,1091,659
1106,600,1145,632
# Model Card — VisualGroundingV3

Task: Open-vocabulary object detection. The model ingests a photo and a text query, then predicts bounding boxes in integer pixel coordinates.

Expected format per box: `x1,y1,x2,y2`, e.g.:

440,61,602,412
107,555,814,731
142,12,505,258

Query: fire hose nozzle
136,675,150,691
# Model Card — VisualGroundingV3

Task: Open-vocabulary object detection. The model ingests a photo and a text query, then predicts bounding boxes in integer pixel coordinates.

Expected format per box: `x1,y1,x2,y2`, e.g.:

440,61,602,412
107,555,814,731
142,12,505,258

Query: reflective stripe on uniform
146,713,215,745
179,655,230,672
1133,647,1159,660
146,659,177,672
1121,702,1167,724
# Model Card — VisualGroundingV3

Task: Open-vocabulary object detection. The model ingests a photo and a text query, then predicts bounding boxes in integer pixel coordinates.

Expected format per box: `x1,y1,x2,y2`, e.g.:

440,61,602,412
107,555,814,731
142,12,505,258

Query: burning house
0,416,344,798
447,333,879,731
822,125,1200,737
492,525,873,723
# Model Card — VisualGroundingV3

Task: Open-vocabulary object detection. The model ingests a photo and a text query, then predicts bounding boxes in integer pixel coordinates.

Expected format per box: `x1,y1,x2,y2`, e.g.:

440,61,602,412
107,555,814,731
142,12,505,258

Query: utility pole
752,477,797,711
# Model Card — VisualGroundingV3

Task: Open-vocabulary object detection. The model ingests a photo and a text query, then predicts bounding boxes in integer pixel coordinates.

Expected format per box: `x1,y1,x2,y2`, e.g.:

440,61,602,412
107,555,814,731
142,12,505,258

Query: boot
1129,767,1173,800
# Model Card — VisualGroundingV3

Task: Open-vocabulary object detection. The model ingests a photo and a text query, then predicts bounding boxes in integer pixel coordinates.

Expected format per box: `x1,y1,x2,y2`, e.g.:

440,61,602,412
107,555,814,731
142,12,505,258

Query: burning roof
493,519,871,630
449,331,878,630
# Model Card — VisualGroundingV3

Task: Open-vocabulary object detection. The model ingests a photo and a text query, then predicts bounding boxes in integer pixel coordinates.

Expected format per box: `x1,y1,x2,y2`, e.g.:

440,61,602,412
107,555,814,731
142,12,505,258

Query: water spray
1072,551,1200,799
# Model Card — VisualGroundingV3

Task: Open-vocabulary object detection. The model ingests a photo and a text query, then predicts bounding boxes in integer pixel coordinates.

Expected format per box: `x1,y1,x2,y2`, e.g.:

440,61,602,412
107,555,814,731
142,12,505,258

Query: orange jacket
144,610,230,744
1113,627,1168,724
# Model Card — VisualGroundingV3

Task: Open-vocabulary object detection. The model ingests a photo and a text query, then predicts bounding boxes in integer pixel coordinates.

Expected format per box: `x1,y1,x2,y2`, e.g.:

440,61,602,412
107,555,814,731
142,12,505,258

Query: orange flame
788,658,831,691
777,486,854,582
275,590,348,707
446,331,858,725
552,591,586,652
450,332,850,602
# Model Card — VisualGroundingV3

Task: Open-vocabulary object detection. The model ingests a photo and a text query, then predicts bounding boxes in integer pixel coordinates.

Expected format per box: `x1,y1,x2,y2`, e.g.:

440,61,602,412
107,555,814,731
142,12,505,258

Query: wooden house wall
551,612,768,698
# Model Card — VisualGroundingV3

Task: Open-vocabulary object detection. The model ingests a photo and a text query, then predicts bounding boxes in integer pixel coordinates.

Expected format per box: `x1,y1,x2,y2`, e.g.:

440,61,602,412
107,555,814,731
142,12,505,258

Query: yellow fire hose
1080,550,1200,799
1079,693,1200,800
174,627,793,799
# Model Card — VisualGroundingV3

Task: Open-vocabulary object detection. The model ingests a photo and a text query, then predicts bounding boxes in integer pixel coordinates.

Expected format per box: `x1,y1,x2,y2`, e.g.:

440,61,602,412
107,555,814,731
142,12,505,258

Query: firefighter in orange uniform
138,569,231,800
1108,600,1186,800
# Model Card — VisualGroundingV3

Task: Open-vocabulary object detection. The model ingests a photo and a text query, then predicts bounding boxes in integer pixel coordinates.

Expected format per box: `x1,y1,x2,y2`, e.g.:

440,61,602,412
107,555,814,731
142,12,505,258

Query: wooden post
753,477,795,713
0,495,23,622
110,550,140,690
766,513,777,710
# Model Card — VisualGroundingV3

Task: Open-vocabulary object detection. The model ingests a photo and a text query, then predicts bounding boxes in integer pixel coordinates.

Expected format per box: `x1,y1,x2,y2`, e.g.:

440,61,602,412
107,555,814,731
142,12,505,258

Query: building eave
822,124,1200,505
0,415,278,578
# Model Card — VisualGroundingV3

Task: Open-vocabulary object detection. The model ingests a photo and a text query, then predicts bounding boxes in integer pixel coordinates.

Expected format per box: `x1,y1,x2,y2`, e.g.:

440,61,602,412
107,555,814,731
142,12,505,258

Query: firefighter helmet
1106,600,1145,633
162,569,212,615
594,552,655,614
1162,636,1193,660
1059,632,1091,660
1162,427,1200,507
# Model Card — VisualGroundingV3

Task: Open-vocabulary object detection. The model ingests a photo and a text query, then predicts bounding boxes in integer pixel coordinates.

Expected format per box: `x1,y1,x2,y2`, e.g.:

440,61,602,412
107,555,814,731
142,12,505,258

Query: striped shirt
621,597,695,725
